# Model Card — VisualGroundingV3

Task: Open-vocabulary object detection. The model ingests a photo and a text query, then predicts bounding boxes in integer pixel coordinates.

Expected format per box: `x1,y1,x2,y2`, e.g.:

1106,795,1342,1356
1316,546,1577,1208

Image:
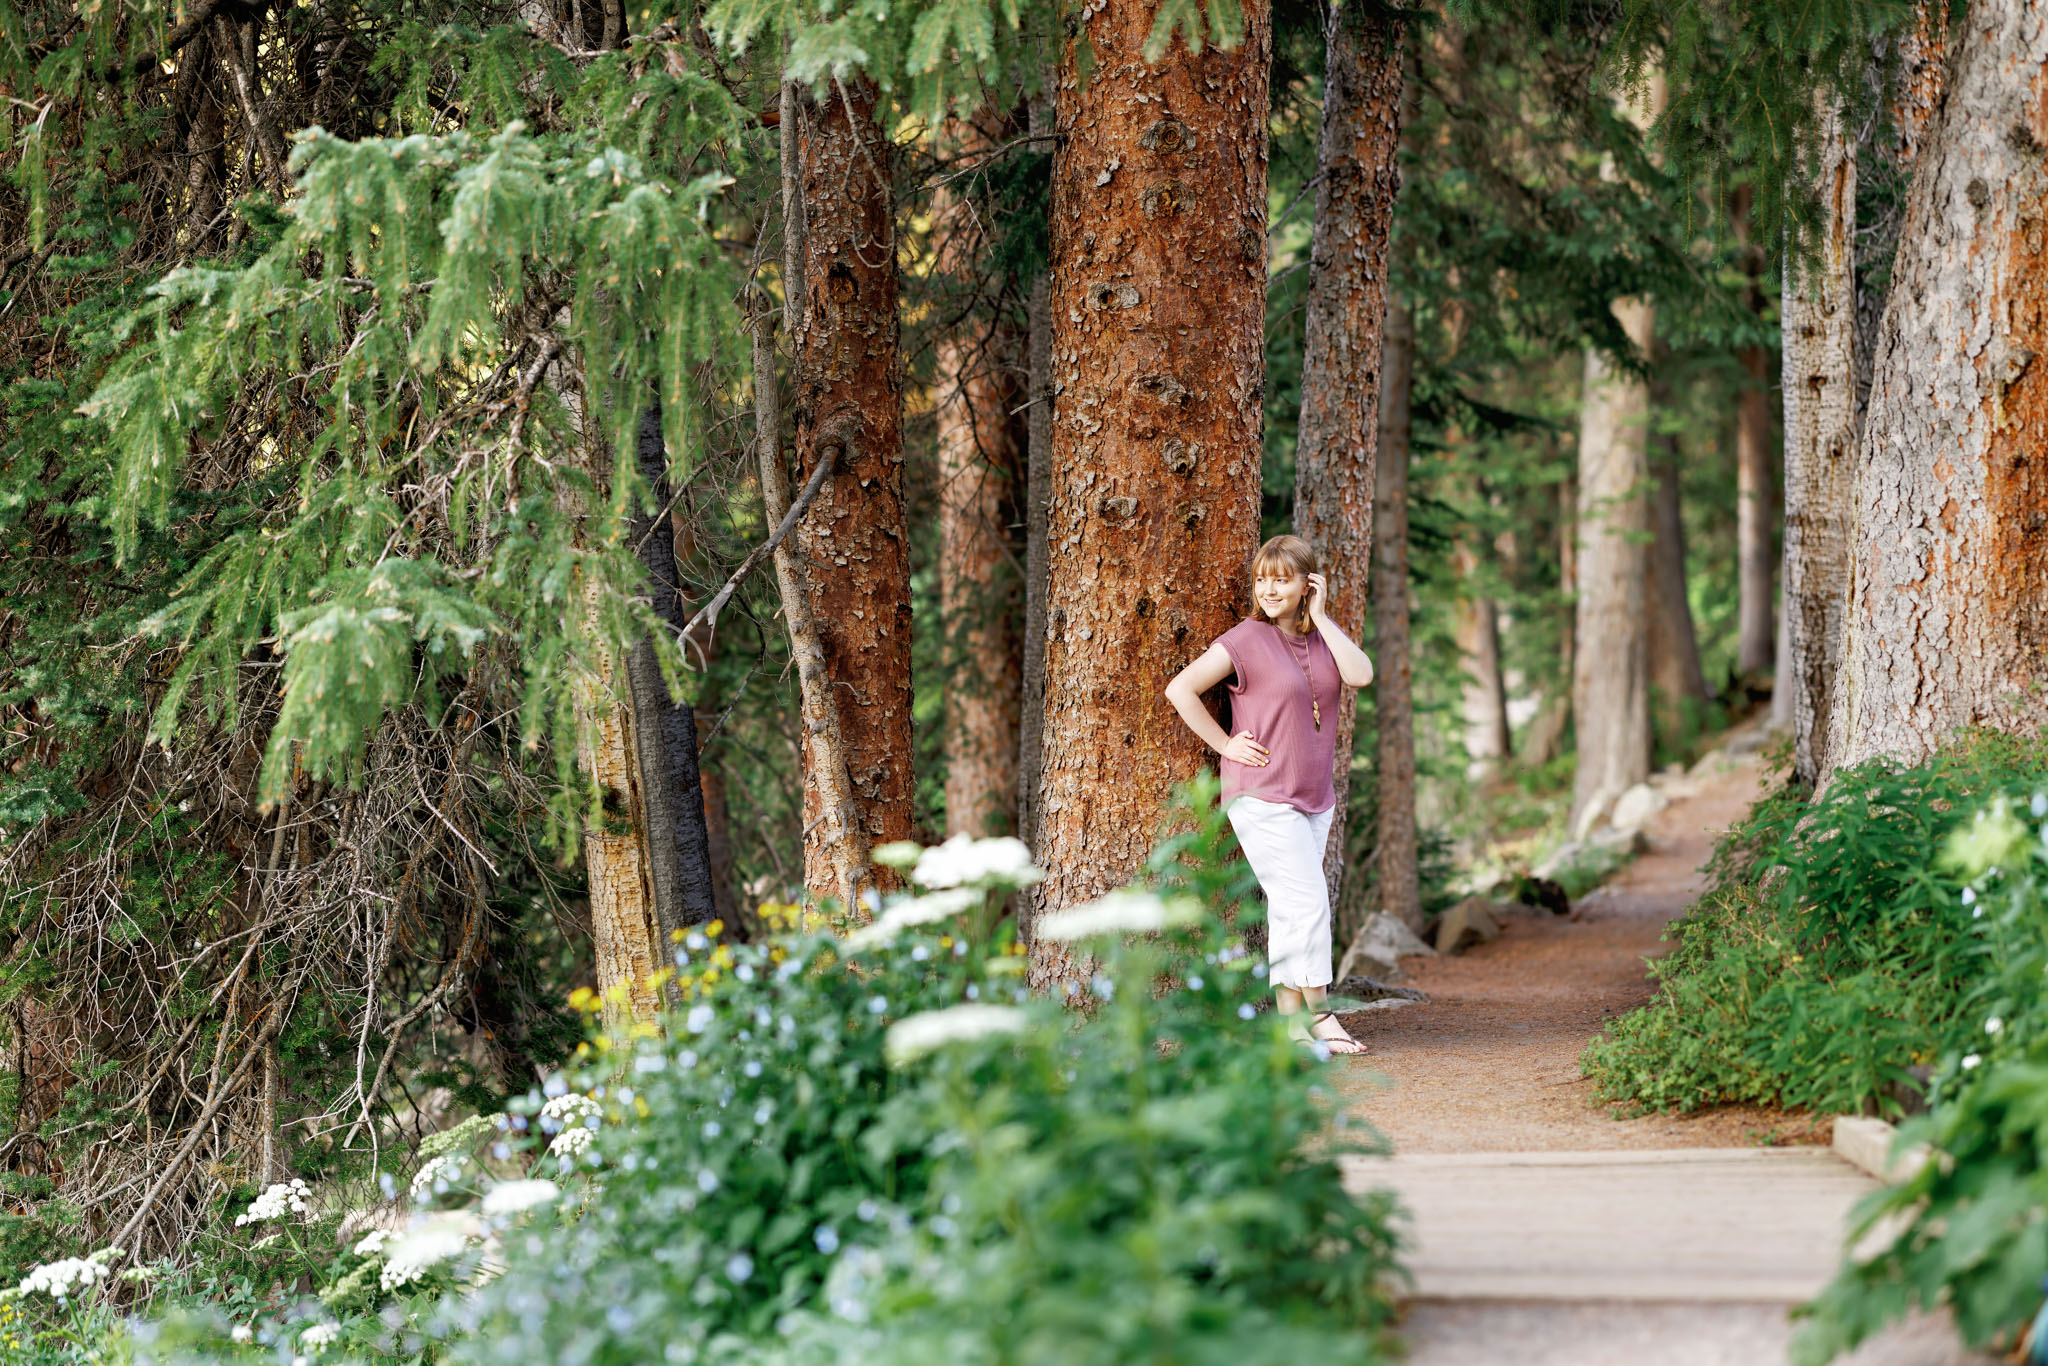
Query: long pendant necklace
1280,624,1322,731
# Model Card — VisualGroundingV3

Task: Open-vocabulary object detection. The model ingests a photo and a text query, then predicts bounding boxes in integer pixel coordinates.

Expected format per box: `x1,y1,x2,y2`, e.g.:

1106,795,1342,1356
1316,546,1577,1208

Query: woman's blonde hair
1251,534,1319,632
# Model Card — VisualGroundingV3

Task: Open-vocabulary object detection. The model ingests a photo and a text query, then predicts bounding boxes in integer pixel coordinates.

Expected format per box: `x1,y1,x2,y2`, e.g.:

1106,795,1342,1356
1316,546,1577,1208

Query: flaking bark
787,77,914,891
1374,297,1422,933
1030,0,1273,967
1291,0,1405,906
1824,0,2048,779
1781,93,1859,785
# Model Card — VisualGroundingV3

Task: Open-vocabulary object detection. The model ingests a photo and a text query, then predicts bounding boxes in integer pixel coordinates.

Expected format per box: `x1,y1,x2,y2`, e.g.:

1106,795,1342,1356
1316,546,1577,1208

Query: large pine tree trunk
785,78,913,897
1569,297,1656,834
1569,76,1663,834
1030,0,1271,957
1291,0,1404,906
934,120,1025,838
1781,93,1859,786
1373,297,1422,932
1824,0,2048,779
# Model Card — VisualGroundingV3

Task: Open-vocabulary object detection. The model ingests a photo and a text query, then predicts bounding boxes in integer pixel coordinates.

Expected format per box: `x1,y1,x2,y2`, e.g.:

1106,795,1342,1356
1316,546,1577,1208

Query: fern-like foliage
82,36,753,824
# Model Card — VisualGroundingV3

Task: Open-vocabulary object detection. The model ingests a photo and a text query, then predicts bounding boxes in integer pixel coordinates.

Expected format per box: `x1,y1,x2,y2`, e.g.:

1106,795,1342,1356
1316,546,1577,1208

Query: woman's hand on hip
1222,731,1270,767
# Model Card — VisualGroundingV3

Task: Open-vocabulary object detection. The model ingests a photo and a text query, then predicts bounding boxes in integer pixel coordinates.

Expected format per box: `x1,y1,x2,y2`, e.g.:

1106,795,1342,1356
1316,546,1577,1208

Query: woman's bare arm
1164,645,1268,767
1305,573,1374,687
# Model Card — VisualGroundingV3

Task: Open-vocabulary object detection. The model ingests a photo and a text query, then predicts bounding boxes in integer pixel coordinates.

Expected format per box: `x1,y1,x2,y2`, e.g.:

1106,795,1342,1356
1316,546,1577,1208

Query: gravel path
1330,748,1822,1150
1325,745,1995,1364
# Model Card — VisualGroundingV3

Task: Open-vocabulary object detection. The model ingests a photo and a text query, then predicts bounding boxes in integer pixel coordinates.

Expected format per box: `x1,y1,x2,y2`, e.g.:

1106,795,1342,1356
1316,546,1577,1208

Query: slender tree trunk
1030,0,1272,963
573,589,666,1026
1735,345,1776,677
781,77,911,903
1781,92,1859,786
1373,297,1422,932
1645,439,1709,737
1824,0,2048,780
934,120,1025,838
1732,187,1777,679
1452,544,1511,771
622,406,720,948
1291,0,1405,907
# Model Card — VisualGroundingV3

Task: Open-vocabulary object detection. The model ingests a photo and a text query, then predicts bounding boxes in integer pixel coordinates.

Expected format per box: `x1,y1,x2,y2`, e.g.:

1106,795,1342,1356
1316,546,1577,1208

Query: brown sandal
1306,1011,1369,1056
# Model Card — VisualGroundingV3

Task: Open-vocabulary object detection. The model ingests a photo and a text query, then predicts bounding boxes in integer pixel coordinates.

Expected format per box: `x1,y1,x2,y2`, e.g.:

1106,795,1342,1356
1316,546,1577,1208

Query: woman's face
1254,564,1306,623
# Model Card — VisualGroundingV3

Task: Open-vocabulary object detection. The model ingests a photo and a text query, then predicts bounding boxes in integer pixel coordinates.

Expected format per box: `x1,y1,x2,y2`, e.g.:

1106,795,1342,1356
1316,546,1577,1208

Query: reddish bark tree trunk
1824,0,2048,779
1291,0,1405,905
1030,0,1272,961
934,119,1025,838
788,78,913,892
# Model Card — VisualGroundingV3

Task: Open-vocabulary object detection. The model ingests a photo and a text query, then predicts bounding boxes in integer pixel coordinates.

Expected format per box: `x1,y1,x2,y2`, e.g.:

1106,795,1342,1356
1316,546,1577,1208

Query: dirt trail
1332,749,1822,1150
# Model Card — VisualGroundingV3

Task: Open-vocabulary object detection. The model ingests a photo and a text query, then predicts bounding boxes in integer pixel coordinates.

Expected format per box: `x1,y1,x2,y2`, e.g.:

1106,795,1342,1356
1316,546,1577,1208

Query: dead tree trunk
1291,0,1405,907
1824,0,2048,779
1373,297,1422,933
782,77,912,902
1781,92,1859,786
1031,0,1272,960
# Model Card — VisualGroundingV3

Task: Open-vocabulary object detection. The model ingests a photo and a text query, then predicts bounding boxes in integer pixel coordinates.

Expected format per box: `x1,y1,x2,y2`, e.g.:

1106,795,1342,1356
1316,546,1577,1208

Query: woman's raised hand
1304,572,1329,621
1222,730,1270,767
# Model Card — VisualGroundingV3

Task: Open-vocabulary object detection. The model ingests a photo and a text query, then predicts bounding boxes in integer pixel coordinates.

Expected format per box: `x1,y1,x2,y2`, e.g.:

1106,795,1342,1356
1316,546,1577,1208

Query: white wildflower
480,1179,560,1217
912,835,1043,890
19,1256,108,1301
549,1125,596,1158
1963,1053,1983,1070
1987,1016,2005,1035
231,1325,254,1343
351,1229,393,1258
539,1092,602,1130
379,1222,471,1293
236,1178,312,1226
300,1322,341,1349
409,1153,468,1199
1035,888,1202,942
884,1004,1029,1066
844,888,982,949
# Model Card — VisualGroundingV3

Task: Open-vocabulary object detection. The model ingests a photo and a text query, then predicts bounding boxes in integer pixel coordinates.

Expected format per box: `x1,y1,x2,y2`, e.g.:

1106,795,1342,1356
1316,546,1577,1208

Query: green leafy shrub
103,782,1402,1365
1796,797,2048,1362
1582,733,2048,1118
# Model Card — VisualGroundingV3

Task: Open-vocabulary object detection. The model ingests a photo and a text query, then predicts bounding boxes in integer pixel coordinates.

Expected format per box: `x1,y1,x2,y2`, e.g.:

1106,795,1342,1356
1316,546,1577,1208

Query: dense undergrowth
1583,732,2048,1119
4,782,1404,1365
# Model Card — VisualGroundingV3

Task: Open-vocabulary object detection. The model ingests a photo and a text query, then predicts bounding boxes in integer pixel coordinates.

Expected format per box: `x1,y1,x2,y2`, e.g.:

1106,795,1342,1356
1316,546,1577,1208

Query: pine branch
96,0,227,83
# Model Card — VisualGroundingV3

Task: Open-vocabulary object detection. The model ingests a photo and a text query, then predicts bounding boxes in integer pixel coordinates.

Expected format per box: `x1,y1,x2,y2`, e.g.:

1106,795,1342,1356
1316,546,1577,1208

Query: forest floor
1330,739,1997,1365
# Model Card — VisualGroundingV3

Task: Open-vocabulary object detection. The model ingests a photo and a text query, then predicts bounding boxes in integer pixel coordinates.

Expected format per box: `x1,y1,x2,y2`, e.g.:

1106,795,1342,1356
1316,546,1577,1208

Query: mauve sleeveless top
1214,617,1339,814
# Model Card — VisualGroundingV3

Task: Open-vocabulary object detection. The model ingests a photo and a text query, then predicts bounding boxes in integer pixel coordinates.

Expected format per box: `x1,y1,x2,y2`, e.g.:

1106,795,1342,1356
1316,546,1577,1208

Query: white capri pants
1225,796,1336,990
